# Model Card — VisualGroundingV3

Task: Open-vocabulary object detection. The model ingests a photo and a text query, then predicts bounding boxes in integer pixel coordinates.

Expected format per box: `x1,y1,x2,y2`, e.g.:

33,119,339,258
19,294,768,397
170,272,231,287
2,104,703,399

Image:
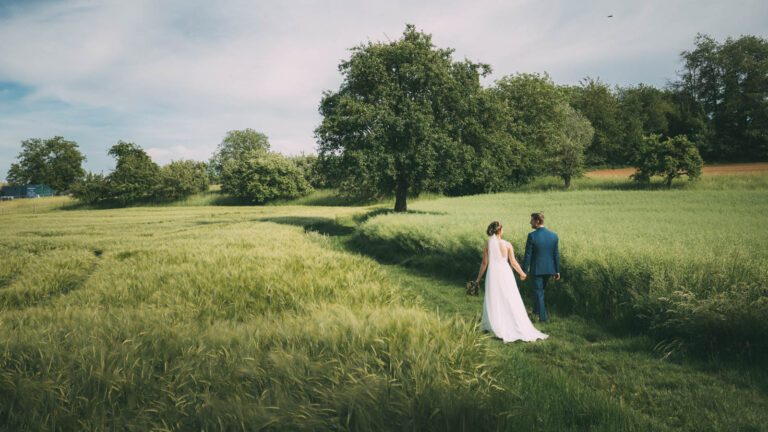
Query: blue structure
0,184,54,198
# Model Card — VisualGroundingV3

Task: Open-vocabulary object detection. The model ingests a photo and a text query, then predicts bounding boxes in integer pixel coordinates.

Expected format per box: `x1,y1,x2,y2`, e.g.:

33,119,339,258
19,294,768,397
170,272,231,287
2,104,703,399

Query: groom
523,212,560,323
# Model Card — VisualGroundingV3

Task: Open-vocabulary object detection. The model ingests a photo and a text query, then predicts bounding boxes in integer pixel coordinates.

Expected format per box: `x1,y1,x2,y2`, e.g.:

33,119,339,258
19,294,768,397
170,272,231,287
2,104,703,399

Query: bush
156,160,210,201
221,151,312,203
73,143,210,206
71,172,109,205
291,154,331,189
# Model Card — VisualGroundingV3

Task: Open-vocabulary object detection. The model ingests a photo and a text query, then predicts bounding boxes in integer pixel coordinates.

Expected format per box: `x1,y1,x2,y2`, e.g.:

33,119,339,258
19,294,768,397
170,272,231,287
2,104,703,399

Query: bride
475,221,548,343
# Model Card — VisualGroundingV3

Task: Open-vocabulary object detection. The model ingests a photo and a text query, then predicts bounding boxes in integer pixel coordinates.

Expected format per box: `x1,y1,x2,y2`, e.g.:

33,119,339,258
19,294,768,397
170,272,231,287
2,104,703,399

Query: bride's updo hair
486,221,502,236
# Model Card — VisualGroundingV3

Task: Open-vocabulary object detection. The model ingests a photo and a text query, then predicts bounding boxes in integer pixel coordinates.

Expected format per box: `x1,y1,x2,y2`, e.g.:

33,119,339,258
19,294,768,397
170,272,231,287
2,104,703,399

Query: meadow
356,175,768,357
0,173,767,430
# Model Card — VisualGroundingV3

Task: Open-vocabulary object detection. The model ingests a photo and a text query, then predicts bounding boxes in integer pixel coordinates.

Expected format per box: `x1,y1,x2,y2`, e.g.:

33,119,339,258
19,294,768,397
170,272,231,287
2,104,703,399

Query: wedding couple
474,212,560,343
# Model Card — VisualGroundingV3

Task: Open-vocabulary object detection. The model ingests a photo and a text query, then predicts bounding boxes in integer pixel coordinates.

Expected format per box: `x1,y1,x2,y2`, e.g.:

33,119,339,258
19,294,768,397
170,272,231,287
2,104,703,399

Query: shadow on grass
257,209,460,284
511,176,703,193
257,216,356,236
268,192,384,207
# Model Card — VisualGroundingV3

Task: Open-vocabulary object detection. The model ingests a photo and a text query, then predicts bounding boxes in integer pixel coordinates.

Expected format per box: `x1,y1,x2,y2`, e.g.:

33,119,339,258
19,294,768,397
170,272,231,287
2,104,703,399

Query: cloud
0,0,766,179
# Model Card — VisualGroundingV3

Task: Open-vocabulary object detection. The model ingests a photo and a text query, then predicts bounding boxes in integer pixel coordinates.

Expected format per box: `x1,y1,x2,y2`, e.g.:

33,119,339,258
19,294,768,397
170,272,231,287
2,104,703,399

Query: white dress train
481,235,549,343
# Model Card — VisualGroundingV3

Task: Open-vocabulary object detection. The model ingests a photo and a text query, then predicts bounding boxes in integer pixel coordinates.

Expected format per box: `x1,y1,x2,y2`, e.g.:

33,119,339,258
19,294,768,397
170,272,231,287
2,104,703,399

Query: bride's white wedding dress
482,235,549,343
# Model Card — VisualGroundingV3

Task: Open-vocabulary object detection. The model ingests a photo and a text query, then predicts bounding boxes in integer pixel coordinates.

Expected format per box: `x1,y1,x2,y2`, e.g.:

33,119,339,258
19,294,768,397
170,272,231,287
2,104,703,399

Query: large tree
567,78,623,166
492,73,589,184
617,84,675,163
676,34,768,161
493,73,564,165
6,136,85,192
316,25,509,212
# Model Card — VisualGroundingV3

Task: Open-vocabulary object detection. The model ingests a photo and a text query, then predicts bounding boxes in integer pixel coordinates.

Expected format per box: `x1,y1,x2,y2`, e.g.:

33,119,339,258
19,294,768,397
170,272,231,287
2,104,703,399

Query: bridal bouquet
466,280,480,296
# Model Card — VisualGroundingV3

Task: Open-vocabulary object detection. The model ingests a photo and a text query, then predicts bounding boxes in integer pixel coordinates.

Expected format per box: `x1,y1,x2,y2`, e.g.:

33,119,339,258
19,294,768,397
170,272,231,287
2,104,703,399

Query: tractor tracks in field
0,247,105,310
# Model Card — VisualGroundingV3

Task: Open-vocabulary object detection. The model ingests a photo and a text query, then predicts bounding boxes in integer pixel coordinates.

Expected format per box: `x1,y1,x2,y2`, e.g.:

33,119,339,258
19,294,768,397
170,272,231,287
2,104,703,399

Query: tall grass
0,207,514,430
510,173,768,192
356,179,768,358
1,206,665,430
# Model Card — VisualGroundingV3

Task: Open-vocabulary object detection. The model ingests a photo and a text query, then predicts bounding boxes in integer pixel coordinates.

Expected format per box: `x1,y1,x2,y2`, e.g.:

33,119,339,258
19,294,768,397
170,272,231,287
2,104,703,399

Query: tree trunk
563,175,571,188
666,175,674,188
394,180,408,212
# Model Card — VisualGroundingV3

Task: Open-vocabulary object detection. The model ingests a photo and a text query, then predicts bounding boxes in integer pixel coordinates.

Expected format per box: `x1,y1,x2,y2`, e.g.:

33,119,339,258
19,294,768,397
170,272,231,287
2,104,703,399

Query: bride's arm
475,244,489,284
507,244,527,280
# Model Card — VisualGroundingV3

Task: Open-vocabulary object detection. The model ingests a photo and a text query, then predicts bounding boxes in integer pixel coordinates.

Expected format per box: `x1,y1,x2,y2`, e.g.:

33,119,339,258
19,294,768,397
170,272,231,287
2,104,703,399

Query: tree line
316,26,764,210
3,130,322,205
4,27,765,210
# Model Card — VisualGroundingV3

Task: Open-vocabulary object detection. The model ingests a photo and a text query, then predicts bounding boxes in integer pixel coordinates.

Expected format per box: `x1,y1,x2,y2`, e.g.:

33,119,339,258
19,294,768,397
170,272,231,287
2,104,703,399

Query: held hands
520,272,527,281
554,273,561,281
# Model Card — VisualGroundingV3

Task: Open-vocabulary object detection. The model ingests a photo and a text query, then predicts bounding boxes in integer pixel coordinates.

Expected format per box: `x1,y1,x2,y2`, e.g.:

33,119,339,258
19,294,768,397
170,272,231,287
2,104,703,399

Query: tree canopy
209,129,271,179
631,134,704,187
106,141,162,205
676,34,768,161
72,142,209,206
6,136,85,192
317,24,530,211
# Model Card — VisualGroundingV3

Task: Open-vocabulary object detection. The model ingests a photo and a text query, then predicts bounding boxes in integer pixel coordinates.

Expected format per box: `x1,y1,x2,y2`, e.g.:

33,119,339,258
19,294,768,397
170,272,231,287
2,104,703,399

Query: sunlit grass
2,173,767,430
357,176,768,357
0,206,518,430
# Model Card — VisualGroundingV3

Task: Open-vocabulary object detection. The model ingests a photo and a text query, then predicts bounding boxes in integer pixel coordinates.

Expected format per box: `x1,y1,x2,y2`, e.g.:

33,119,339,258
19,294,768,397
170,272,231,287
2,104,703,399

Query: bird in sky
607,14,613,18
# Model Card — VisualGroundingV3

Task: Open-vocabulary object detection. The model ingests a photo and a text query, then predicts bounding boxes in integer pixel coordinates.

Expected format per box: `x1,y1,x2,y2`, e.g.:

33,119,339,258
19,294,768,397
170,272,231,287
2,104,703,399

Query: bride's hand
520,273,527,281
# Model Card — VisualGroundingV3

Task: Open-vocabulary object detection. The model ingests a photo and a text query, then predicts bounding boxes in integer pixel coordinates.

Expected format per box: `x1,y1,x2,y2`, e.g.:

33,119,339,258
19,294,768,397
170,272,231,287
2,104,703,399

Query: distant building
0,184,54,198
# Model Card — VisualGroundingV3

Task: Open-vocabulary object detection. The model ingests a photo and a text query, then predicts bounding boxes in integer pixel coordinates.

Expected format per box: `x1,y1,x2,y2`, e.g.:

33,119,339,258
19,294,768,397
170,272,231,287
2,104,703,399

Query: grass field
587,162,768,177
356,175,768,358
1,173,767,430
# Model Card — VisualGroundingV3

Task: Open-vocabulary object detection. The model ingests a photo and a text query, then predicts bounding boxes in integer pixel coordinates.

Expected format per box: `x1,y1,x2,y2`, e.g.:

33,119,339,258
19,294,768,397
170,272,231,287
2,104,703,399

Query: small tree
548,104,593,188
156,160,210,201
209,129,270,180
107,141,161,205
6,136,85,193
631,134,704,187
221,151,311,203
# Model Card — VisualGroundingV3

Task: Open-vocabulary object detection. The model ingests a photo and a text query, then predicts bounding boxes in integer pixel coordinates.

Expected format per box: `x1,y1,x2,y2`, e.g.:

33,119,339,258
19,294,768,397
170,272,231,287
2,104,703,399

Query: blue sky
1,0,766,179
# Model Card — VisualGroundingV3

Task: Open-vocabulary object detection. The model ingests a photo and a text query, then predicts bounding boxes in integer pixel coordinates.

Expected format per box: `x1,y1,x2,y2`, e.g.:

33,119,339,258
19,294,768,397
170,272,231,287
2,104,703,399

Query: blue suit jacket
523,227,560,276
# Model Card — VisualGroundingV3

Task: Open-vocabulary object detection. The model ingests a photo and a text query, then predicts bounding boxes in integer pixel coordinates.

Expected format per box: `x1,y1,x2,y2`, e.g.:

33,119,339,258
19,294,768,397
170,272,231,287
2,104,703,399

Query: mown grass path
382,266,768,431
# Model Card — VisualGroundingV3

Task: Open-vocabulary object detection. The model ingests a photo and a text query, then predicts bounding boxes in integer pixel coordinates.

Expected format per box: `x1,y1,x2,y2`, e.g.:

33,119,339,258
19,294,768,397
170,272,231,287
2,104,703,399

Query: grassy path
302,214,768,431
384,266,768,431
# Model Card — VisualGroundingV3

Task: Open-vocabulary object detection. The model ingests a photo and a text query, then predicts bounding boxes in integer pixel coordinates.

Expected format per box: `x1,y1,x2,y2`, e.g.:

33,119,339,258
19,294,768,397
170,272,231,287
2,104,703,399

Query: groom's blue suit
523,227,560,322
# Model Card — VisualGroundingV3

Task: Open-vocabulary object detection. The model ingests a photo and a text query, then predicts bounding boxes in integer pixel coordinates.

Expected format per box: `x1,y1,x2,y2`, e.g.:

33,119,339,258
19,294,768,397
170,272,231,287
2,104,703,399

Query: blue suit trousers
531,276,550,322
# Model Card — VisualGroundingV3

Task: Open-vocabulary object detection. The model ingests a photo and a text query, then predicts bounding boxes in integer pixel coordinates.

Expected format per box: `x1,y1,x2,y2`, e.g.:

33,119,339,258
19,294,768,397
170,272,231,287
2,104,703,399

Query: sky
0,0,766,179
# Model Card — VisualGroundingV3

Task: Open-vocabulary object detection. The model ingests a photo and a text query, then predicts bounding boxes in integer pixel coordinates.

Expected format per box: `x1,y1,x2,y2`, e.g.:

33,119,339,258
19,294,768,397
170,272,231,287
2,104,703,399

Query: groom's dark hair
531,212,545,224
